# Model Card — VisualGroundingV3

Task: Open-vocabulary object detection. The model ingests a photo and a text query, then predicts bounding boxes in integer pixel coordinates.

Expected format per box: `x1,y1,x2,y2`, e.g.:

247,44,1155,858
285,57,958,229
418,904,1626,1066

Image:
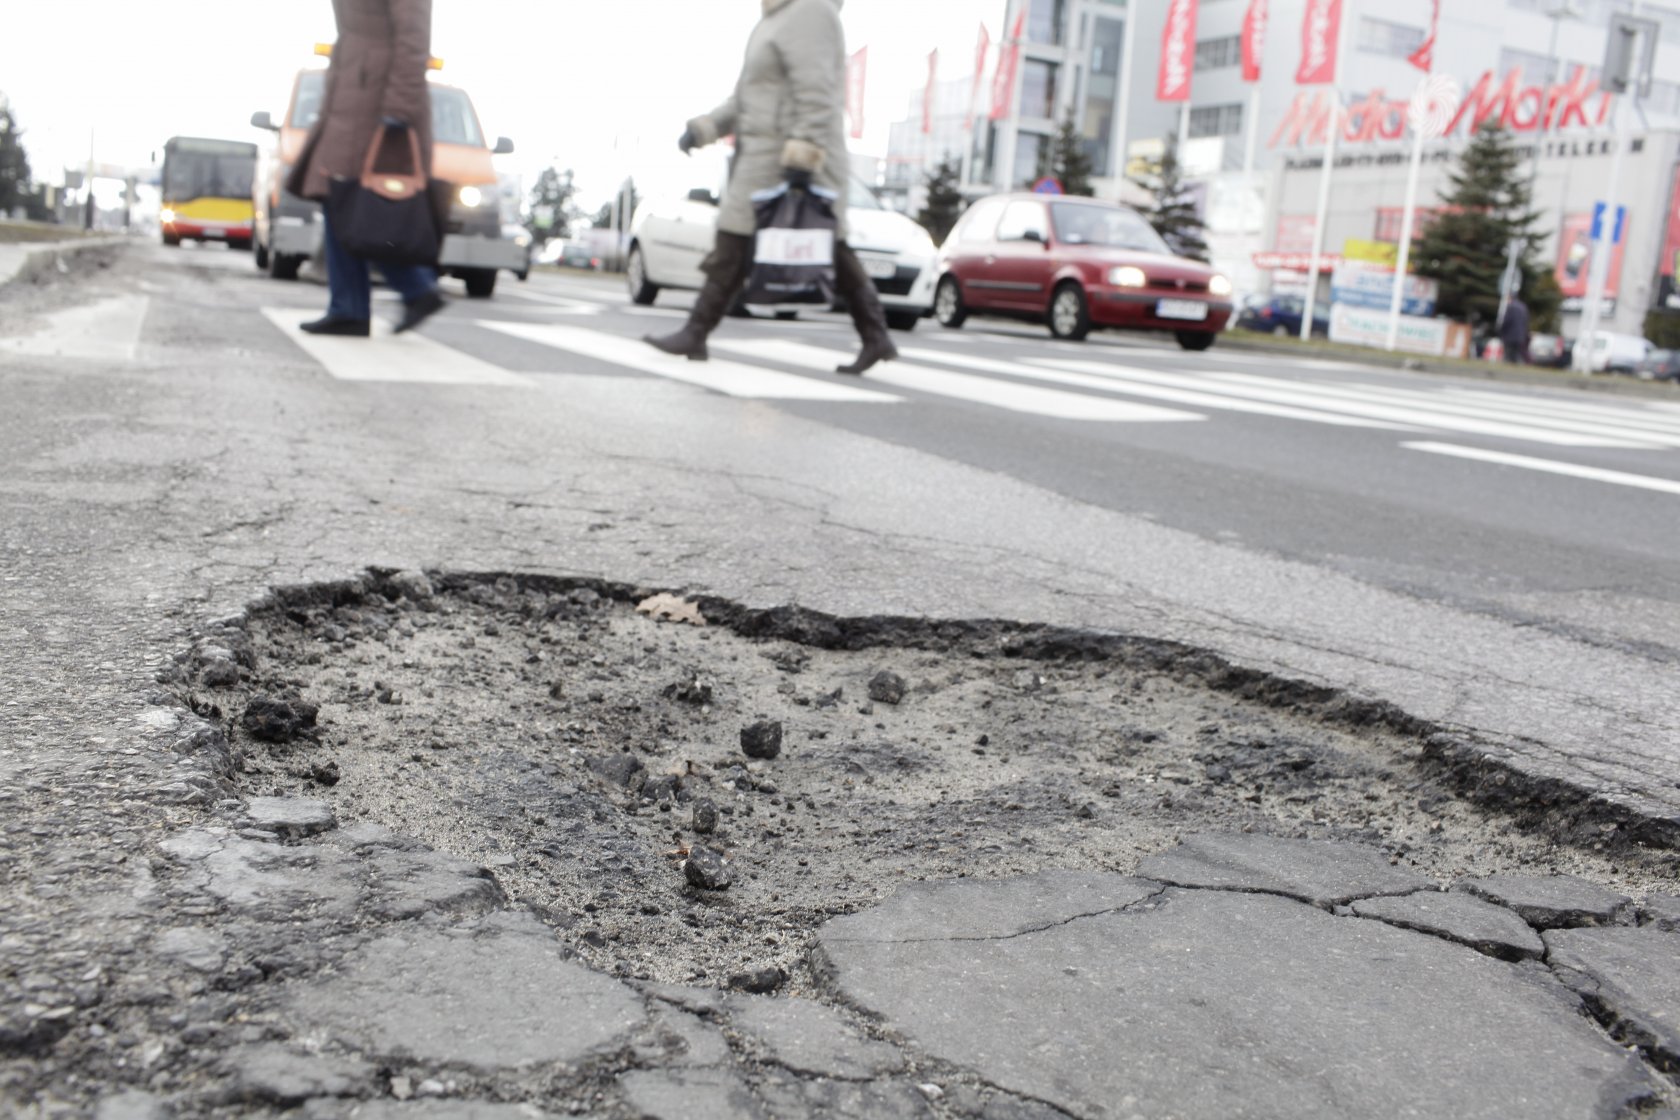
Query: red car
933,194,1234,350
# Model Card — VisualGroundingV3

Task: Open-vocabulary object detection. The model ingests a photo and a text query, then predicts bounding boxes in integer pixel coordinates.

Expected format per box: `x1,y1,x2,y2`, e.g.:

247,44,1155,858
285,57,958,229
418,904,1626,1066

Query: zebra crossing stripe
711,339,1205,423
263,309,533,386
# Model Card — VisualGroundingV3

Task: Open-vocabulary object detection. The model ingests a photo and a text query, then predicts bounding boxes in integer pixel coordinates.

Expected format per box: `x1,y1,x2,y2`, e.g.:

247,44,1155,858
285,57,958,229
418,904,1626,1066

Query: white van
1582,331,1653,375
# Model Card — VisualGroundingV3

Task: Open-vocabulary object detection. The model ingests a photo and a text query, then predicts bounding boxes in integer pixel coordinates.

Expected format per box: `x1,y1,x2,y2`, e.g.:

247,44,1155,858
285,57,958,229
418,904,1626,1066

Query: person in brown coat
287,0,445,336
644,0,897,375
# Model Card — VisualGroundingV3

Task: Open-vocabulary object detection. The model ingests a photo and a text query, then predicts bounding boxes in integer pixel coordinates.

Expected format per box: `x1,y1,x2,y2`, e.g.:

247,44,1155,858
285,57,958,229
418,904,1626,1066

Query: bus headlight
1209,274,1234,297
1109,266,1147,288
160,209,176,224
458,186,485,208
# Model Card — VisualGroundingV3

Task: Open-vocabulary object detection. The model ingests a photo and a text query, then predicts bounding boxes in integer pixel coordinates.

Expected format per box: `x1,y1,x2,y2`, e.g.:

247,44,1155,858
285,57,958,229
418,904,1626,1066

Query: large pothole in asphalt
172,571,1670,990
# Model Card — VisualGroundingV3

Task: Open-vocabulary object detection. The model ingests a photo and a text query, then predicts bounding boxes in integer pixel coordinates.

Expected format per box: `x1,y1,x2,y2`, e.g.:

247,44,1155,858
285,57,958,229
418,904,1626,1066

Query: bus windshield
162,139,257,204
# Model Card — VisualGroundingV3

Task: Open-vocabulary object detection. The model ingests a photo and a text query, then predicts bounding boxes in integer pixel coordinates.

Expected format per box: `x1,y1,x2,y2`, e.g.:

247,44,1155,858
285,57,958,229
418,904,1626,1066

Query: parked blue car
1237,295,1330,338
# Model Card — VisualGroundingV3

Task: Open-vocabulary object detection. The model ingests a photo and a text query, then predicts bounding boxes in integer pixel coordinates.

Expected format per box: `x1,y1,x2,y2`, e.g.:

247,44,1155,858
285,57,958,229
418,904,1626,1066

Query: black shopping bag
328,125,447,268
742,184,838,306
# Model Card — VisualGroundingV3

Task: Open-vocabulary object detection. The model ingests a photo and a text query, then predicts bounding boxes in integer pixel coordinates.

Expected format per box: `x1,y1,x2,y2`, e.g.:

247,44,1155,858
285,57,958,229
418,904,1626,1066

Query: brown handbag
327,124,444,266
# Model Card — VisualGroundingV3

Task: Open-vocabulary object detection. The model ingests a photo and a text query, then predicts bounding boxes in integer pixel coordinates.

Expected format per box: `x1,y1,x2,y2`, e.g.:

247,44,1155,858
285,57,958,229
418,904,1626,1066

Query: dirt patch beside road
178,571,1677,992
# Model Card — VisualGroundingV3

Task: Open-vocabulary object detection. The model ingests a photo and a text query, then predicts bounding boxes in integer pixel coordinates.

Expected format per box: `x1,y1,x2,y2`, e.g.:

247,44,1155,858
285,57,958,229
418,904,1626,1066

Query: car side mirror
493,137,515,155
1023,228,1047,245
686,188,718,205
251,111,279,132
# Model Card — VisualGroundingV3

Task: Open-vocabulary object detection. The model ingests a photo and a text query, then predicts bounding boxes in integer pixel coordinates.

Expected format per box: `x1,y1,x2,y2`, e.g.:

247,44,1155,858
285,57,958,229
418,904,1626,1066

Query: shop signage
1158,0,1199,102
1270,66,1613,149
1331,262,1438,317
1254,250,1341,271
1296,0,1342,86
1658,165,1680,311
1330,303,1468,358
1556,210,1625,312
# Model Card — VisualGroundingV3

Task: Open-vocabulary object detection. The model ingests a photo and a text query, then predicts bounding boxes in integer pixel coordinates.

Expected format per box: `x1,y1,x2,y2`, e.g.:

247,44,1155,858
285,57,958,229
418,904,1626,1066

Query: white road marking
1208,371,1680,448
500,289,603,315
1,296,150,362
1404,441,1680,496
1058,364,1655,448
477,321,899,402
263,309,533,386
1436,386,1680,438
715,339,1204,423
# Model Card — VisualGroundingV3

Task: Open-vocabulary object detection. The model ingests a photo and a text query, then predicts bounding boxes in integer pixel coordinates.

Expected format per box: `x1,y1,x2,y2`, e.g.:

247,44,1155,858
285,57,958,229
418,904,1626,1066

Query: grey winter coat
287,0,435,203
689,0,851,239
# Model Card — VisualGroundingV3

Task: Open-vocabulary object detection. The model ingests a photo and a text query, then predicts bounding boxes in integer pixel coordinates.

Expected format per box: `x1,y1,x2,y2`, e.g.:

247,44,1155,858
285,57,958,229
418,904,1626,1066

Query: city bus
159,137,258,249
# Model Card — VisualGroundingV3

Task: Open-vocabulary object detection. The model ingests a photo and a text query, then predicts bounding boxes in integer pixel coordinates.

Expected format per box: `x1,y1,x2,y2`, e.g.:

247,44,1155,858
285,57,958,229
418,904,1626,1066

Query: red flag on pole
923,50,939,134
1408,0,1439,73
966,24,990,130
1157,0,1199,102
989,10,1026,122
846,47,868,140
1241,0,1269,83
1296,0,1342,85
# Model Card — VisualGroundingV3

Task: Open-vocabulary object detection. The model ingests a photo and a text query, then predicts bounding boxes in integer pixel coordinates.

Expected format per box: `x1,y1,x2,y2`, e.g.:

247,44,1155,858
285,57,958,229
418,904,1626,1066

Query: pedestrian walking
287,0,446,337
645,0,898,375
1498,294,1531,365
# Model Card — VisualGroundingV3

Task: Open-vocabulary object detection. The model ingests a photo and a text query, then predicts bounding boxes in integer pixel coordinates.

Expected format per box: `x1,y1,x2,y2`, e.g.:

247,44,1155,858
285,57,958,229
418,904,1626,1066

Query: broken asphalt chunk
1137,832,1431,908
239,695,318,743
1455,873,1634,930
1546,925,1680,1073
1351,891,1545,961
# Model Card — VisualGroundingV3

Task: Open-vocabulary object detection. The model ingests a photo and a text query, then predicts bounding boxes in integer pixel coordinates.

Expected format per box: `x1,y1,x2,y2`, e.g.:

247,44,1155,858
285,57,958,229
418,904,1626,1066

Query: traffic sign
1031,177,1064,196
1591,202,1627,245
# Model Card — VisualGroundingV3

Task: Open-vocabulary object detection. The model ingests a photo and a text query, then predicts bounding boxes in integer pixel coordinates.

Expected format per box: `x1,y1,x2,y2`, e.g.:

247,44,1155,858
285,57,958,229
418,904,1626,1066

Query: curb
1220,334,1680,399
0,235,131,289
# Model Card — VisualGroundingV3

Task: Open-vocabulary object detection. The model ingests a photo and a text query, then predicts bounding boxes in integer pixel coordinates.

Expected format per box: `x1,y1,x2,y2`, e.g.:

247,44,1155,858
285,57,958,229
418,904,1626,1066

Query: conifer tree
1129,133,1208,261
916,158,965,245
1415,125,1557,330
1033,117,1096,198
0,97,37,218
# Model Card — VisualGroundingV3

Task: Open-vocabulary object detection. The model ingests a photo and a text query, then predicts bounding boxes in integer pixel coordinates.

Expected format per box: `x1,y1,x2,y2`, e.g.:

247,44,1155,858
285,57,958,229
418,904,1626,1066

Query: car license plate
1157,298,1207,321
202,228,224,239
863,258,897,280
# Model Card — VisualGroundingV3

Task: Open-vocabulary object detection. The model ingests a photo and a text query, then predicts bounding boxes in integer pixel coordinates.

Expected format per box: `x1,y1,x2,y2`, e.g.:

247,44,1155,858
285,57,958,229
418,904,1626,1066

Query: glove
380,116,409,130
678,128,698,155
784,167,813,191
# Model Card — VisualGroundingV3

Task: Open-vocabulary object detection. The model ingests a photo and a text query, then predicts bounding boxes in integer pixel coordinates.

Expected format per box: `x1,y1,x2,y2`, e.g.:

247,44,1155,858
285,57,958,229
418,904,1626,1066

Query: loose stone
728,966,786,994
868,671,908,705
740,720,784,760
240,696,319,743
684,846,733,891
693,799,719,834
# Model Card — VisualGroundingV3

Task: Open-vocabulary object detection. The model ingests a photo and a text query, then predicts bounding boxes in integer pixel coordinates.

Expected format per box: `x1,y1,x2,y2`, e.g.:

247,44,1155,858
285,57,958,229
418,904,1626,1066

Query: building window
1013,133,1047,189
1028,0,1068,46
1195,36,1242,71
1357,16,1426,59
1499,47,1558,82
1020,60,1059,120
1188,102,1244,139
1081,15,1126,177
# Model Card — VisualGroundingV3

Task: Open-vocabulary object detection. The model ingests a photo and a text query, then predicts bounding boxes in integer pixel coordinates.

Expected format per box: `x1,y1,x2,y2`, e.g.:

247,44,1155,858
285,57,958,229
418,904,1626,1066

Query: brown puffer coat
689,0,850,239
286,0,434,203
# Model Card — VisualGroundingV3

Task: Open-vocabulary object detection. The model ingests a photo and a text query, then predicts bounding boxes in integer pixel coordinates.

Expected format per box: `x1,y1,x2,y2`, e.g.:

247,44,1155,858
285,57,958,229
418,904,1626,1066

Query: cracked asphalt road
1,244,1679,1118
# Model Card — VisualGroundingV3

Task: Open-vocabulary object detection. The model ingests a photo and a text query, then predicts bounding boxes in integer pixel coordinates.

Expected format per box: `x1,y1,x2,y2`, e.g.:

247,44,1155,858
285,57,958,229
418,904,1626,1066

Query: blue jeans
322,211,438,321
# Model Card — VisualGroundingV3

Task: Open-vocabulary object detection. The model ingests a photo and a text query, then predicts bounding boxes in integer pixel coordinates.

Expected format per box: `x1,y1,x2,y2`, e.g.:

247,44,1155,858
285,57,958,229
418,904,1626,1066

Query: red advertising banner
923,50,939,134
989,10,1026,122
966,24,990,130
846,47,868,140
1158,0,1198,102
1242,0,1269,83
1296,0,1342,85
1556,211,1626,306
1660,166,1680,310
1408,0,1439,73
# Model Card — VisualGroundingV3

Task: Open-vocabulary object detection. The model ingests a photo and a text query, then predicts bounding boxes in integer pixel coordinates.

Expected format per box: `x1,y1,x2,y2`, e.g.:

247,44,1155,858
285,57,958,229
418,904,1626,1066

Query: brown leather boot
644,233,753,362
833,242,899,376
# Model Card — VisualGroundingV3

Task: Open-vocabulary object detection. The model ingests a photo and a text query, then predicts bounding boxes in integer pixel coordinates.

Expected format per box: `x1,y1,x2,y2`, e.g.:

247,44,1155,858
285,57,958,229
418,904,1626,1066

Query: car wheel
463,270,498,298
1048,283,1091,341
163,234,181,248
934,276,967,328
626,246,659,306
253,236,270,270
269,252,302,281
886,309,921,333
1176,330,1216,352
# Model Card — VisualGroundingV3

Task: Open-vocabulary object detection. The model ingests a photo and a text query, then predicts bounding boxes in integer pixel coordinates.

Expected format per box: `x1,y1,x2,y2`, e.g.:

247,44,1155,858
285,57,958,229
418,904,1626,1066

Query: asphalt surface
3,239,1680,1118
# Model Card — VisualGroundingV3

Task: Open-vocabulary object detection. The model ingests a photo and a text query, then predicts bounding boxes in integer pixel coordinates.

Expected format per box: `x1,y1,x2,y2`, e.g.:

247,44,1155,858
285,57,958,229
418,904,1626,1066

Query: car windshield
430,87,484,146
848,179,882,210
1050,203,1169,253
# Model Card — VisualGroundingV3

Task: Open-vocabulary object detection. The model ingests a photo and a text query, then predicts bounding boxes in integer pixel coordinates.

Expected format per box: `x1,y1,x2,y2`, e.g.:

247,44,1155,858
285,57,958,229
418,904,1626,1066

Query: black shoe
837,335,898,376
300,316,370,337
644,326,710,362
394,291,446,334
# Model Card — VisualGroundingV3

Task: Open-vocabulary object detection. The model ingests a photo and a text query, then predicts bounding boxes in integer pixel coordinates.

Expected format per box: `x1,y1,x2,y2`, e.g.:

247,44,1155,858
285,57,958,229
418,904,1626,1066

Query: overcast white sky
0,0,998,209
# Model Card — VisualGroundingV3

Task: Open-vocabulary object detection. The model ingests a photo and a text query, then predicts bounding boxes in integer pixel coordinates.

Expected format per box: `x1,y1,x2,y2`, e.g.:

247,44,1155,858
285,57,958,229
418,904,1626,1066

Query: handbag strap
360,125,426,202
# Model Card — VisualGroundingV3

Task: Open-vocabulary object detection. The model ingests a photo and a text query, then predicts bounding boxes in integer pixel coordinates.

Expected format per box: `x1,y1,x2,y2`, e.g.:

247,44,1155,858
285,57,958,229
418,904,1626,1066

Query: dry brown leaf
635,593,707,626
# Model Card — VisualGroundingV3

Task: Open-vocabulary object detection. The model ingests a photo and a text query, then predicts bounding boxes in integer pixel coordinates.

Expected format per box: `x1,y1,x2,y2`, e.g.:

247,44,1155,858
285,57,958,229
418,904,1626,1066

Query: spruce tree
0,97,36,218
1129,133,1208,261
1033,116,1096,198
1415,124,1556,330
916,157,965,245
526,167,576,241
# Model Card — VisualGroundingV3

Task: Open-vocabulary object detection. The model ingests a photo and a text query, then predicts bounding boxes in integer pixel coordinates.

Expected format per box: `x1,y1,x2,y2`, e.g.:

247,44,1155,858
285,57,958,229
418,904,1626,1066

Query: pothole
169,571,1675,989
